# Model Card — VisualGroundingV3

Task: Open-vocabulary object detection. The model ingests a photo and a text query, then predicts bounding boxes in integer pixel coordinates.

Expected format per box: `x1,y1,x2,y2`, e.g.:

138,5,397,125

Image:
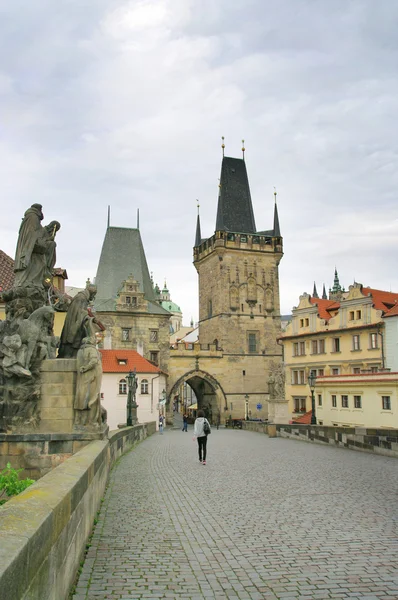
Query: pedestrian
193,409,211,465
182,413,188,432
159,415,164,434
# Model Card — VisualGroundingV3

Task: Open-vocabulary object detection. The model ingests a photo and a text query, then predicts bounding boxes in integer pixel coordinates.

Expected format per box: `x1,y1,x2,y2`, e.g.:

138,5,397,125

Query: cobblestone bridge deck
73,429,398,600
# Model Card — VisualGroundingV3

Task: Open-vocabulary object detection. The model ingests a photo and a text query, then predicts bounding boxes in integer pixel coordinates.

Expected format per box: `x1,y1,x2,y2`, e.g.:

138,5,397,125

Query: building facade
94,225,171,373
280,281,398,424
100,349,167,431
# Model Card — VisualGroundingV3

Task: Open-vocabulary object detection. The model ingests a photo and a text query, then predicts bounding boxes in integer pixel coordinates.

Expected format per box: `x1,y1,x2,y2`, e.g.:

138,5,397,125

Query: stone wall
276,424,398,458
0,421,156,600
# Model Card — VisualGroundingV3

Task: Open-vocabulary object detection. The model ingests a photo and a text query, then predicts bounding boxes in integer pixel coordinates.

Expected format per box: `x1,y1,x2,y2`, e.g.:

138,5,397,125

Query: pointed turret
332,268,342,294
322,284,327,300
195,213,202,247
273,202,281,237
215,157,256,233
312,282,319,299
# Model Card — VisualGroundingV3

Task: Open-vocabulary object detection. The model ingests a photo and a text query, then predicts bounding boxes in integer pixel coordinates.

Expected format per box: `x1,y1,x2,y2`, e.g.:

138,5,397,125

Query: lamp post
244,394,249,421
308,371,317,425
126,368,138,426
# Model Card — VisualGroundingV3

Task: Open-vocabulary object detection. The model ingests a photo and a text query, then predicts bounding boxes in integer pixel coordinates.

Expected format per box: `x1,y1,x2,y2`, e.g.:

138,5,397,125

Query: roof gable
100,349,162,373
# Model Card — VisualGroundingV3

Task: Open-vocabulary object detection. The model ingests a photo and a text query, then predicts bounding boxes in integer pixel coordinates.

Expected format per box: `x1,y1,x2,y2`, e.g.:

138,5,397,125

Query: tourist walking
159,415,164,434
182,413,188,432
193,409,211,465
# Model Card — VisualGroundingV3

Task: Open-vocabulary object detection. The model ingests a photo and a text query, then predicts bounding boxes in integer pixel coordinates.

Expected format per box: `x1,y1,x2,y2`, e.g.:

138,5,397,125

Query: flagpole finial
242,139,245,160
221,136,225,157
274,187,277,203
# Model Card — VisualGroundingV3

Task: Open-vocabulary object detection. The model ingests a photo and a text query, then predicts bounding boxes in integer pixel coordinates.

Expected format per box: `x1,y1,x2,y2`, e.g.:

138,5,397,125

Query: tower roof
94,227,167,313
215,157,256,233
195,213,202,247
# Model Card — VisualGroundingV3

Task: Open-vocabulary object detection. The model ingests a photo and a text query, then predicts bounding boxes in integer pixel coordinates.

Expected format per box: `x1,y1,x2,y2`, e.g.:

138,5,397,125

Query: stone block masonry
0,421,155,600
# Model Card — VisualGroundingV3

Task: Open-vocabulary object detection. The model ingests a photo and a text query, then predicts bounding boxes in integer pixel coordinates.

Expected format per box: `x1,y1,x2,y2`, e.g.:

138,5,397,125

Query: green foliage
0,462,34,505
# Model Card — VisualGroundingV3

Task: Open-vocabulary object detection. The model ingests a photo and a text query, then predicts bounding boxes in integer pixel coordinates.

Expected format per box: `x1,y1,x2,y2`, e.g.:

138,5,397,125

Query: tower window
248,332,258,353
208,299,212,318
121,328,131,341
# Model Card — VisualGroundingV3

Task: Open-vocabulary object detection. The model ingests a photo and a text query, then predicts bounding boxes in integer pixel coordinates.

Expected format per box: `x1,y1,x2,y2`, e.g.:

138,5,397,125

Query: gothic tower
194,155,283,357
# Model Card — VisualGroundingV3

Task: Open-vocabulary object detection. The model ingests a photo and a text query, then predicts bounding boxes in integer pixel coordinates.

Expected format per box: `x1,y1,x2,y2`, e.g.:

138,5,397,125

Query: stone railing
276,424,398,458
0,422,156,600
242,421,398,458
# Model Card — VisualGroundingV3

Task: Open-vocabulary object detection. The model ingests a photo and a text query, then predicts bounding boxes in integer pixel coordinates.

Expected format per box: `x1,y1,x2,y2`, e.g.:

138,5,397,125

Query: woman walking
193,409,211,465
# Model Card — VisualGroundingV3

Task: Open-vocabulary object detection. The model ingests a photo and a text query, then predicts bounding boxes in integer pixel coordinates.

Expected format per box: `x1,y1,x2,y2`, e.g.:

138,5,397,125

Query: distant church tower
193,151,283,363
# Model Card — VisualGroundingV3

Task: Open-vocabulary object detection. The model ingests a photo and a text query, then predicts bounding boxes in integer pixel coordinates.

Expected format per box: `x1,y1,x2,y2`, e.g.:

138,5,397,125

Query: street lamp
308,371,317,425
126,368,138,426
244,394,249,421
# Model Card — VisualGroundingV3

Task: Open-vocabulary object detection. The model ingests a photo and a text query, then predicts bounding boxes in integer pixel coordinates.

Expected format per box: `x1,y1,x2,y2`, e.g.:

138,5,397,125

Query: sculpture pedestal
0,359,108,479
267,398,289,425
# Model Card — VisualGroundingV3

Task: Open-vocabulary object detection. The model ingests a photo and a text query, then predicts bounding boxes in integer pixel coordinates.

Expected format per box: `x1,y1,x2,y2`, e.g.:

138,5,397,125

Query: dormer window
126,296,131,304
118,359,127,365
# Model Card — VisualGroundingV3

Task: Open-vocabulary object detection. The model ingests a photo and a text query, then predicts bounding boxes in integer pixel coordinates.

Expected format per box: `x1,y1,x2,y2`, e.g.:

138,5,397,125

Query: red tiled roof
309,297,340,320
292,410,312,424
0,250,15,292
100,349,162,374
383,303,398,318
362,287,398,312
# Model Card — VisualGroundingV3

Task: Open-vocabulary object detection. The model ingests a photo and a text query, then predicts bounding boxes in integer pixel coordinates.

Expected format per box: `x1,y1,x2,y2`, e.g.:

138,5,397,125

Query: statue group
0,204,105,432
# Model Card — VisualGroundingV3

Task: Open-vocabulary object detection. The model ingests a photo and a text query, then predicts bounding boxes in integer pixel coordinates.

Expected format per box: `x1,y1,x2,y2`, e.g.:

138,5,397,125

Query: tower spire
322,284,327,299
195,201,202,247
273,189,281,237
312,282,319,298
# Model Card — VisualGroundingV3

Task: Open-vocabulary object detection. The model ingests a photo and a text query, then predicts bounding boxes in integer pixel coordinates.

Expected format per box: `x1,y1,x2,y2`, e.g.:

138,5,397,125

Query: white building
100,349,167,431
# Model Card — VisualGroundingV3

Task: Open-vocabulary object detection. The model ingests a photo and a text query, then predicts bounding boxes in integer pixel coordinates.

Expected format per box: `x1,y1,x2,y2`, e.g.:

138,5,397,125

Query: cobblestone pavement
73,430,398,600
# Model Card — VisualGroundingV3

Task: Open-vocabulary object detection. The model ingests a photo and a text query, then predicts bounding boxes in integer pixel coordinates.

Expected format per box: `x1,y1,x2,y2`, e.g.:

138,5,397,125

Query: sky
1,0,398,322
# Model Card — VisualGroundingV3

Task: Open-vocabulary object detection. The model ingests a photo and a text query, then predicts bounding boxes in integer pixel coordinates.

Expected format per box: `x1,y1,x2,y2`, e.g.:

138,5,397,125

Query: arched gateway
168,368,227,423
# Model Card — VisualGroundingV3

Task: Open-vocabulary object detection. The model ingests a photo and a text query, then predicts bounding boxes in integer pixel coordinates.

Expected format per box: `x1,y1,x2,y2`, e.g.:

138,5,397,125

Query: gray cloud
1,0,398,319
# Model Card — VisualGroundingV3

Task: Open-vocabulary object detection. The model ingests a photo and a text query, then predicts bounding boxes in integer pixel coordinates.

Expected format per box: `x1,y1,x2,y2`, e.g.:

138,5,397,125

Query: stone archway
168,369,228,425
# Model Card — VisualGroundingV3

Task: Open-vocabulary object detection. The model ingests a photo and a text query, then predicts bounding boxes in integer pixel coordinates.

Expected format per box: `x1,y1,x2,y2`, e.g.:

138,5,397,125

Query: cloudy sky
1,0,398,321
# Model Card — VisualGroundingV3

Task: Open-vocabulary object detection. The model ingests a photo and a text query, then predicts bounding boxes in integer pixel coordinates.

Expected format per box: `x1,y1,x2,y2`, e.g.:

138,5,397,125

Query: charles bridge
1,423,398,600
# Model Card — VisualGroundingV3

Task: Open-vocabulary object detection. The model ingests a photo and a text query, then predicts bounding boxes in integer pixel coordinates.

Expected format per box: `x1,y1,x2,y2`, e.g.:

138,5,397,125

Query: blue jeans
159,423,163,433
182,422,188,431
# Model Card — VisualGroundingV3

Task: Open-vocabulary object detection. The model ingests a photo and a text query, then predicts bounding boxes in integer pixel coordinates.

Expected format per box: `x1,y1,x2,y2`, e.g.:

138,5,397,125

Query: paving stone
73,430,398,600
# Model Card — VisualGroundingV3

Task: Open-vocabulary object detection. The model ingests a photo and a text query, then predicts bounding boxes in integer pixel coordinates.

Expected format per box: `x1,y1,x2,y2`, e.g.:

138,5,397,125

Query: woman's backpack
203,419,211,435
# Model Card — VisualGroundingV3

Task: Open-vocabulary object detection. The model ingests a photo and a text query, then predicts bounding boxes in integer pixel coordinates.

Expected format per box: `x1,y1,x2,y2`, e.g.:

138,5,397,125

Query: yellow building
280,281,398,423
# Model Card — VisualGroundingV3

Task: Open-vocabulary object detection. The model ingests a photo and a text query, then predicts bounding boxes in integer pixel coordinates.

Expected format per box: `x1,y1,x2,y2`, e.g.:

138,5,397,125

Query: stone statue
268,361,285,400
74,319,102,428
17,306,57,370
58,283,97,358
0,334,31,378
14,204,61,289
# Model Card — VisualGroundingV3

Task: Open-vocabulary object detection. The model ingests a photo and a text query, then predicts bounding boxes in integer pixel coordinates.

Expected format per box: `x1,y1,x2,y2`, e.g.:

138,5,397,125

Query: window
332,338,340,352
353,367,360,374
119,379,127,395
352,335,360,351
259,304,262,313
332,395,337,407
294,398,306,412
299,341,305,355
131,296,137,307
370,333,378,349
356,310,361,320
292,370,305,385
318,339,325,353
318,394,322,406
349,311,355,321
300,319,304,328
382,396,391,410
294,342,305,356
332,368,340,376
305,318,309,327
354,395,362,408
371,366,378,373
208,299,213,318
241,304,244,312
293,343,299,357
150,351,159,365
150,330,158,342
141,379,149,394
248,333,257,353
341,395,348,408
318,368,324,376
125,296,131,304
311,340,318,354
122,328,130,341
